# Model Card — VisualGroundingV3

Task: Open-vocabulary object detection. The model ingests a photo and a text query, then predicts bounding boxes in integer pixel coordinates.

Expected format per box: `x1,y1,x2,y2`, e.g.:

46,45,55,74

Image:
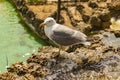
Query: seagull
40,17,91,53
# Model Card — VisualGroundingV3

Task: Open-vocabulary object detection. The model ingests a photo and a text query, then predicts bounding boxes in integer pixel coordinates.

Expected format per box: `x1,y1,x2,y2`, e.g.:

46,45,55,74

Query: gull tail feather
82,41,91,46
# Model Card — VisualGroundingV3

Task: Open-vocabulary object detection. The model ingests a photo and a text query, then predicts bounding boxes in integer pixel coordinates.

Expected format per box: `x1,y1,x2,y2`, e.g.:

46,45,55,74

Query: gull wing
51,24,87,46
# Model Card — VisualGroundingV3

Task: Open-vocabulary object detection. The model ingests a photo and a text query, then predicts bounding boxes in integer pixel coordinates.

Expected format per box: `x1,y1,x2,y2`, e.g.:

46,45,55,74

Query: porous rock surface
0,30,120,80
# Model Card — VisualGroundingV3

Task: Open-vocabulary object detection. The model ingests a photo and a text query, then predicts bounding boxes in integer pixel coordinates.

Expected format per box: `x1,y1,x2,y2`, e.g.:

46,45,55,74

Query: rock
76,4,85,11
0,72,16,80
90,15,102,30
105,29,120,37
114,30,120,37
80,0,89,2
82,14,90,23
20,5,29,15
102,21,111,29
16,0,25,7
77,22,91,33
101,32,120,48
88,1,98,8
108,1,120,10
99,9,111,22
97,0,107,2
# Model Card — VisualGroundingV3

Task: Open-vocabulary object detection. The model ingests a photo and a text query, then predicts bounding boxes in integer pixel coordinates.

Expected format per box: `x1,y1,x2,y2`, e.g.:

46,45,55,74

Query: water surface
0,0,47,72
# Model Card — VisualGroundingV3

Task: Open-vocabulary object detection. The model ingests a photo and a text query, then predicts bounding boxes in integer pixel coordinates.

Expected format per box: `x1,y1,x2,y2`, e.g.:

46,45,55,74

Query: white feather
82,42,91,46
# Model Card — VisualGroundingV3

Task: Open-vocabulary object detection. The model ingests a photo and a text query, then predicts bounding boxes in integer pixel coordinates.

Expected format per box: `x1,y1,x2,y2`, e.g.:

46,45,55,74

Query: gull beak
40,23,46,27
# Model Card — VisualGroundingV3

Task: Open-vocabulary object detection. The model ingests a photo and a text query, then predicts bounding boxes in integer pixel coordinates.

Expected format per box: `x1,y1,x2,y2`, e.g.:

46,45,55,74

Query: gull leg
54,45,62,58
58,45,62,54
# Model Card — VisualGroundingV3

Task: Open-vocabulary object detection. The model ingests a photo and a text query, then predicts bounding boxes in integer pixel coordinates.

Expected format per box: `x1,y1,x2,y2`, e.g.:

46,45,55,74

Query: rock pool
0,0,47,72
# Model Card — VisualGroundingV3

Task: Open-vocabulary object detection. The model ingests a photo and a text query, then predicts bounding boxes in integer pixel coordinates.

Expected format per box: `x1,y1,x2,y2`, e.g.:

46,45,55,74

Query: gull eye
49,20,53,22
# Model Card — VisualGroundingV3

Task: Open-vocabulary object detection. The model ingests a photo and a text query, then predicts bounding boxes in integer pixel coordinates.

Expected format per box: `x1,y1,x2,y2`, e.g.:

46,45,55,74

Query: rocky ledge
0,30,120,80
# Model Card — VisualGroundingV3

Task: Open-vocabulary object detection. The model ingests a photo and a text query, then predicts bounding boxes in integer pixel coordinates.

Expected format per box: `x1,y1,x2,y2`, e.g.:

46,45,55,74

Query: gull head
40,17,56,27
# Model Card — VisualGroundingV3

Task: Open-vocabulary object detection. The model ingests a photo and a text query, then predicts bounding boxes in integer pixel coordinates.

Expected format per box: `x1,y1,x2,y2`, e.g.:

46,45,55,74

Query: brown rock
102,21,111,29
77,22,91,33
97,0,107,2
108,1,120,10
82,14,90,23
99,10,111,22
88,1,98,8
76,4,85,11
80,0,89,2
90,15,102,30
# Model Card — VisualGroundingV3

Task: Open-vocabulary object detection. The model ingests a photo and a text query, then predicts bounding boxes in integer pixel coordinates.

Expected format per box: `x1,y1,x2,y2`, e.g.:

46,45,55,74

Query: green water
0,0,47,72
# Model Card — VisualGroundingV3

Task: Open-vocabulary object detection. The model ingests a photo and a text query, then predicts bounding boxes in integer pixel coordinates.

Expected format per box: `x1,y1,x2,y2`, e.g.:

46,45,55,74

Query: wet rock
16,0,25,7
32,18,42,28
25,10,36,23
20,6,29,16
26,10,35,19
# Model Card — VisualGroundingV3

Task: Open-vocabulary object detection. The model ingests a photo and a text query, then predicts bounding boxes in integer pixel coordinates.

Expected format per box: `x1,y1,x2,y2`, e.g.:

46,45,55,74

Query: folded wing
51,24,87,46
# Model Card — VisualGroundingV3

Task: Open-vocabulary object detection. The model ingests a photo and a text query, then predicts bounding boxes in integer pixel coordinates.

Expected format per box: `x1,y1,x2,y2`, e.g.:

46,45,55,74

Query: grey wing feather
53,25,74,37
51,24,87,46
